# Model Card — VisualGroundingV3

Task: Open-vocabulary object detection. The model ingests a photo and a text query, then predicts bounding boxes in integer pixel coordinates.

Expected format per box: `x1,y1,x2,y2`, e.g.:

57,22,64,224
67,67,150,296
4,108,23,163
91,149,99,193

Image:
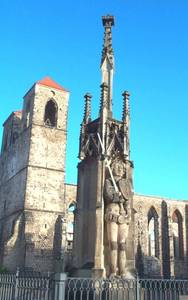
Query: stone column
73,164,84,268
182,209,187,274
183,211,186,256
92,160,105,278
158,215,163,277
168,206,175,278
54,273,67,300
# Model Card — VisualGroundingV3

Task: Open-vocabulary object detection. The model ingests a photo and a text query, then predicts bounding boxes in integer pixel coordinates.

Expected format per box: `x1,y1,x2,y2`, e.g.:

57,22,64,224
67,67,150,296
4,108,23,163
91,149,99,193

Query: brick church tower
0,77,69,272
73,16,135,278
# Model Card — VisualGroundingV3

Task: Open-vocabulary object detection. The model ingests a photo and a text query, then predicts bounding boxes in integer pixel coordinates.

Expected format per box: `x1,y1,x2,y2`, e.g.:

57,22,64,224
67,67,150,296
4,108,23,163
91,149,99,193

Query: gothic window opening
68,203,76,213
148,217,155,256
148,206,160,258
172,210,184,259
44,99,58,127
67,202,76,251
26,112,30,128
25,100,31,128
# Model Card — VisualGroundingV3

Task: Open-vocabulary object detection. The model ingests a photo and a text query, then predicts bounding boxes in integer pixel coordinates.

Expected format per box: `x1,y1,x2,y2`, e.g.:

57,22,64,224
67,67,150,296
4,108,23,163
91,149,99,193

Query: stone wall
1,111,22,153
64,183,77,209
22,82,69,272
24,210,63,272
0,126,31,269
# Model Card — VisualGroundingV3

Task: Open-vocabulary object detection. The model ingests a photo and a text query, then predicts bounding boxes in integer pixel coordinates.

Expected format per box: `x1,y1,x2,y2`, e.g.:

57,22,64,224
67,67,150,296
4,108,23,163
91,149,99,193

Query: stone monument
73,15,135,278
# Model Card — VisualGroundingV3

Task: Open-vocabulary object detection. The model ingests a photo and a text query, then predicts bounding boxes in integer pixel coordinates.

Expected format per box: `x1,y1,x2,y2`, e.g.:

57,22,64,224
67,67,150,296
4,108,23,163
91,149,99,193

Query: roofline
23,81,70,98
37,82,69,93
3,111,22,126
134,192,188,203
23,83,36,98
65,183,77,187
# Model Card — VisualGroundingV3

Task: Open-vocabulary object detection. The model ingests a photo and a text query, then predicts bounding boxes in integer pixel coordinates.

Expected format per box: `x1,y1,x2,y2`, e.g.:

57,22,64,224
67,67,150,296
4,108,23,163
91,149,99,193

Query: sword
97,133,126,215
97,133,118,193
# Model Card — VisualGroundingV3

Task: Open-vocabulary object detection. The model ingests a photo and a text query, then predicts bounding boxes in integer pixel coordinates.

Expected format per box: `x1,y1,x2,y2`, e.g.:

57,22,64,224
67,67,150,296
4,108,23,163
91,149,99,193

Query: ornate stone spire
100,15,115,117
122,91,130,123
101,15,114,68
99,82,109,153
99,82,108,115
83,93,92,124
122,91,130,158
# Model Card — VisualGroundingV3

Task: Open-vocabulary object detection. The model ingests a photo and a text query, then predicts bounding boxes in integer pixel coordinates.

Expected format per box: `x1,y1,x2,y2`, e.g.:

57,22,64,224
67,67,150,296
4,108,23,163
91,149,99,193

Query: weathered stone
0,77,69,272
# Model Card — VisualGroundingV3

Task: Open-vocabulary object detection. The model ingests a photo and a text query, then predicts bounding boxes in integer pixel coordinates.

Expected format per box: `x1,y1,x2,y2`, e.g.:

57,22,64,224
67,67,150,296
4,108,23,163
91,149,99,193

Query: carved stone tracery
106,122,125,157
80,119,129,161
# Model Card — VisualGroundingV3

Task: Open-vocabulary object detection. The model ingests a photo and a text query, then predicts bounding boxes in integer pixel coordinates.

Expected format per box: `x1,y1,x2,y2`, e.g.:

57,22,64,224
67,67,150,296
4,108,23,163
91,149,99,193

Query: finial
100,15,115,117
122,91,130,122
102,15,115,27
99,83,108,114
101,15,115,67
83,93,92,124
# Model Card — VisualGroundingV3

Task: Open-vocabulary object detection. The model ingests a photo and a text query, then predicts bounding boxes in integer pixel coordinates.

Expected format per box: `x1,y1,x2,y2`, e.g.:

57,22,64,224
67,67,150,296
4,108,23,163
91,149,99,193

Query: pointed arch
148,206,160,258
148,206,158,222
172,209,184,259
44,99,58,127
68,202,76,213
67,201,76,251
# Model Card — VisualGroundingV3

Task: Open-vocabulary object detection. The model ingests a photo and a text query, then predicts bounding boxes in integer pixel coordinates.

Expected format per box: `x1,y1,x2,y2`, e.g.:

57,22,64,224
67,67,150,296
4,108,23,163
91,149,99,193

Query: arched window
148,217,155,256
68,203,76,213
67,202,76,251
148,206,160,258
172,210,184,259
44,99,58,127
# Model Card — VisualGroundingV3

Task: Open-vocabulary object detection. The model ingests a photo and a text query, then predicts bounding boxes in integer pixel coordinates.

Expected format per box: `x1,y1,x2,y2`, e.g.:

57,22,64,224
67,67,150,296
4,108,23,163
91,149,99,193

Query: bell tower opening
44,99,58,127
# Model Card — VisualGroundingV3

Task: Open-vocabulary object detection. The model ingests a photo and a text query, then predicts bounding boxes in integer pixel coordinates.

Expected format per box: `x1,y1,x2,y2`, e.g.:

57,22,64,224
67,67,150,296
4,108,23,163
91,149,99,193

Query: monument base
70,268,92,278
92,268,104,278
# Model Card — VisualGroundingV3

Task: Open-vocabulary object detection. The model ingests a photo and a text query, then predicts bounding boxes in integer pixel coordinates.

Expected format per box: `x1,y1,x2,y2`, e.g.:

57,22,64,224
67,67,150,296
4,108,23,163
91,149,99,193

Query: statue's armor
104,177,130,225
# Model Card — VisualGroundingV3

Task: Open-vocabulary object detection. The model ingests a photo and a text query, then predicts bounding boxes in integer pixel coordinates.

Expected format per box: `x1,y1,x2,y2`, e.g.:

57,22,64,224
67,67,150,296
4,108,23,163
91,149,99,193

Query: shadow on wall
135,241,161,279
53,214,71,273
1,212,26,271
53,215,63,261
0,213,71,273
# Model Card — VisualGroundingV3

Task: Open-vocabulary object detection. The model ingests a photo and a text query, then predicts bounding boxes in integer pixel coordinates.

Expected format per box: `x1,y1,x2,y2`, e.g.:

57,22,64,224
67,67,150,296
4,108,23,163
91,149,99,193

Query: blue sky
0,0,188,199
